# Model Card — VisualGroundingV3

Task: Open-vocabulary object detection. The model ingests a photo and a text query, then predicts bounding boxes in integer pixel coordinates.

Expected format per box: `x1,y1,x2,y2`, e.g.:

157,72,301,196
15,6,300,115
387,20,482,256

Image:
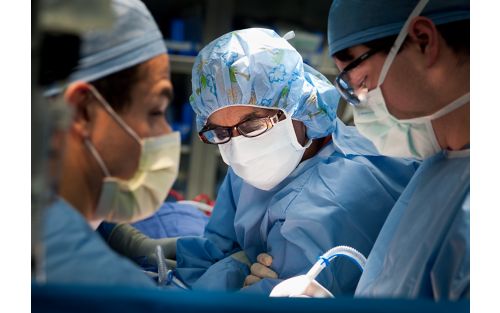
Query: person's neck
301,137,329,162
432,103,469,151
431,65,470,151
58,133,102,220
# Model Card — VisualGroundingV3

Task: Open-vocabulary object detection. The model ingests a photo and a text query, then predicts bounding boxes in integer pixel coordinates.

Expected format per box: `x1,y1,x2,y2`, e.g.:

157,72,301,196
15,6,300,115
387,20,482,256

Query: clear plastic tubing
156,245,168,285
306,245,367,280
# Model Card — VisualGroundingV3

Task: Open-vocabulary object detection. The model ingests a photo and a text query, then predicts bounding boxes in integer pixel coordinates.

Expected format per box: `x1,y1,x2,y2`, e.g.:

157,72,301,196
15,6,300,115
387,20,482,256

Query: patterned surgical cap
190,28,340,139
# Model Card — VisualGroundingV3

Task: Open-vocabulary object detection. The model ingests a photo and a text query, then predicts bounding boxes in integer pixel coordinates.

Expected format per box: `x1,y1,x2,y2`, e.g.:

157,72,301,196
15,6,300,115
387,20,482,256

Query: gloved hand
106,223,178,266
230,250,251,267
243,253,278,286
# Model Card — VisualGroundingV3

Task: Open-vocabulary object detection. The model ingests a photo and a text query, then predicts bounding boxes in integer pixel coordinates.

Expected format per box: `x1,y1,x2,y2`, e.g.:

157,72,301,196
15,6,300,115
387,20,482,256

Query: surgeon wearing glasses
327,0,470,300
172,28,419,296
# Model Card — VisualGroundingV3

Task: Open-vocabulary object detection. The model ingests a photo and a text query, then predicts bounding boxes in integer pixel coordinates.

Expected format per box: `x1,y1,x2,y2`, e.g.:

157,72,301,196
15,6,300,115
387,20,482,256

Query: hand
107,223,178,264
243,253,277,287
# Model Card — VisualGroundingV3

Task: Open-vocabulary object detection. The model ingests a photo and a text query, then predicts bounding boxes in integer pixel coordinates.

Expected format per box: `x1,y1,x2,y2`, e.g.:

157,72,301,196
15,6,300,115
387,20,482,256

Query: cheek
379,60,420,119
366,55,387,88
150,118,171,136
380,79,411,118
92,112,142,179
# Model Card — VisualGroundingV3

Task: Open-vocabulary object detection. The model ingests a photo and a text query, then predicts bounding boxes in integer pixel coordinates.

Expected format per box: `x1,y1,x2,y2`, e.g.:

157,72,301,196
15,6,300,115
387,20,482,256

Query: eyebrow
334,48,355,62
241,111,266,121
205,111,269,129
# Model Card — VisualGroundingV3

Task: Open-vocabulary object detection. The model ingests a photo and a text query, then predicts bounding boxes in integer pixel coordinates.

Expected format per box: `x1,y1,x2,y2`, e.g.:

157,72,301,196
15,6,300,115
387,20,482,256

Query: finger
244,275,261,287
257,253,273,266
251,263,278,279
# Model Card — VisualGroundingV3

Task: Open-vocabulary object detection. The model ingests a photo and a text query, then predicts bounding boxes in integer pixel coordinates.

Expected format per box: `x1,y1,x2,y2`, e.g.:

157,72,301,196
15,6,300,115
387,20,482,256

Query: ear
63,81,97,139
407,16,440,68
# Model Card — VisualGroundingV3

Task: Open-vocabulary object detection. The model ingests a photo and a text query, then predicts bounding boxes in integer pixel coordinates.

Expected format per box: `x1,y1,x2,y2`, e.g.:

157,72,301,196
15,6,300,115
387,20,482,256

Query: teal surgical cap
45,0,166,96
190,28,340,140
327,0,470,56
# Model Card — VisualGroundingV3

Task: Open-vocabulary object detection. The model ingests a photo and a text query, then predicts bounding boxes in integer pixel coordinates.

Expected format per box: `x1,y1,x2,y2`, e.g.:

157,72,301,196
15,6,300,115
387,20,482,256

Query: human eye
203,127,230,144
239,118,267,137
150,109,164,116
149,98,169,118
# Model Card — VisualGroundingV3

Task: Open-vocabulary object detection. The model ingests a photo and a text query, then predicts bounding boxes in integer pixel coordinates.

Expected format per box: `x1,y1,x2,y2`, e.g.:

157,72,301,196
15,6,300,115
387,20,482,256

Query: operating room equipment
270,245,366,298
156,245,168,285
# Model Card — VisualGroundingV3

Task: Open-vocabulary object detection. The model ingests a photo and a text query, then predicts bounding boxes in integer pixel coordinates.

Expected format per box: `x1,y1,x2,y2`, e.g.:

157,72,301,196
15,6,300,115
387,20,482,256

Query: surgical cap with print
45,0,166,96
327,0,470,56
190,28,340,140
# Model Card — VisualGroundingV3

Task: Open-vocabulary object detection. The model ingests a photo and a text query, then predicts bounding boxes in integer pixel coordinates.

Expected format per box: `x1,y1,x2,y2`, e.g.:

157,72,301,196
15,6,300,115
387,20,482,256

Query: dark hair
38,32,81,86
334,19,469,64
436,19,469,64
90,64,143,112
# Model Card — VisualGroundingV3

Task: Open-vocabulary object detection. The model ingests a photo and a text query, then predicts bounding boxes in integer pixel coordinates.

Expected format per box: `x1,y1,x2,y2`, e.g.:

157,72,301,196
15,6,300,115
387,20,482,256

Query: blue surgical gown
355,149,469,300
175,121,420,295
41,197,156,287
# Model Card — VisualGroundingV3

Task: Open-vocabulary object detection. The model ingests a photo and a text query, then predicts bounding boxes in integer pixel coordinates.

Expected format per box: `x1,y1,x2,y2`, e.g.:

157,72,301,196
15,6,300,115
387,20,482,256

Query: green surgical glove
106,223,178,266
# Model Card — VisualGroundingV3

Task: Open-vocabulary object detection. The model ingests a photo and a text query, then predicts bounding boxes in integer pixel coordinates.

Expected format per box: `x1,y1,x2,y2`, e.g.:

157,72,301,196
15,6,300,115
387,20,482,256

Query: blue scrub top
41,197,156,288
175,121,420,296
355,149,470,300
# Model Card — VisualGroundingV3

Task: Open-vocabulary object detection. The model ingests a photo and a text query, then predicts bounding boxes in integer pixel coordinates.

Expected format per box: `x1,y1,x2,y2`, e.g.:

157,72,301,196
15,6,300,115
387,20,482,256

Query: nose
230,126,241,138
158,119,172,136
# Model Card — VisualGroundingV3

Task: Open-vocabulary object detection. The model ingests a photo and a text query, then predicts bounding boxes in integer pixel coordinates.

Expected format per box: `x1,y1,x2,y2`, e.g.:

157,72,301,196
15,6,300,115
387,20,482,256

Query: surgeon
173,28,419,296
326,0,470,300
40,0,180,286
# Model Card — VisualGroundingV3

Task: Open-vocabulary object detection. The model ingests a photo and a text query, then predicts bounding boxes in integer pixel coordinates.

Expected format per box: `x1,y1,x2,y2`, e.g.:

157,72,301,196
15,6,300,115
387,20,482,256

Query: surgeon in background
327,0,469,300
40,0,179,286
173,28,419,296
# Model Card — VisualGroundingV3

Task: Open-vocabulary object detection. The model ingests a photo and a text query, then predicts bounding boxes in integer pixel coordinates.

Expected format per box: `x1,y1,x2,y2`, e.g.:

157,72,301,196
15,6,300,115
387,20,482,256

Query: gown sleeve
175,170,250,290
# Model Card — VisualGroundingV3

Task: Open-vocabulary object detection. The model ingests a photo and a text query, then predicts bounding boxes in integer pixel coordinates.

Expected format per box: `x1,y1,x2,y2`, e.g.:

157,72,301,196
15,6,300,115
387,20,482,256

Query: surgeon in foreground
173,28,419,296
253,0,470,301
40,0,179,286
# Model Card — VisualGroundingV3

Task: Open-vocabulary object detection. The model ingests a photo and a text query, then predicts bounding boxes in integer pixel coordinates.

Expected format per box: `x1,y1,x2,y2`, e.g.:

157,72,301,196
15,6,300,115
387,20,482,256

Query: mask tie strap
398,93,470,123
429,93,470,120
87,85,142,144
377,0,430,87
84,139,111,177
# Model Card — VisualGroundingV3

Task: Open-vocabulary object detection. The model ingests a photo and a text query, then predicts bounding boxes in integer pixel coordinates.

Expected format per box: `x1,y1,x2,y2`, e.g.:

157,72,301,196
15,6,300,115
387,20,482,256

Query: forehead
131,54,173,99
137,54,170,84
207,105,279,127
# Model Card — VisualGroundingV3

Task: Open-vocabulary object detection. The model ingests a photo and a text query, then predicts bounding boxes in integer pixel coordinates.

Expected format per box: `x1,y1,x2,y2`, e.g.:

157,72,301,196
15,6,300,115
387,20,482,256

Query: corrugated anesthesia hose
306,245,367,281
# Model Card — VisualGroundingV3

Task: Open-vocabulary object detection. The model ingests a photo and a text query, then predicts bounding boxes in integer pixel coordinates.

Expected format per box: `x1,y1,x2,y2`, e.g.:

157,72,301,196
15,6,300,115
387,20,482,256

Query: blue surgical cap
190,28,340,140
328,0,470,56
45,0,166,96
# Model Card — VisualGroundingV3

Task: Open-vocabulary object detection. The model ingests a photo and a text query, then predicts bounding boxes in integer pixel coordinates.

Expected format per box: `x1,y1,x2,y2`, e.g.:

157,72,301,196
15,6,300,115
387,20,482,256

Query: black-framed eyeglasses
334,47,383,106
198,110,284,145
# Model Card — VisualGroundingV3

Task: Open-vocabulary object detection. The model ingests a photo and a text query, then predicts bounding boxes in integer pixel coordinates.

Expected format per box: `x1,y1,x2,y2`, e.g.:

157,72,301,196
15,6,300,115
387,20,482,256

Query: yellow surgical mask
85,86,180,222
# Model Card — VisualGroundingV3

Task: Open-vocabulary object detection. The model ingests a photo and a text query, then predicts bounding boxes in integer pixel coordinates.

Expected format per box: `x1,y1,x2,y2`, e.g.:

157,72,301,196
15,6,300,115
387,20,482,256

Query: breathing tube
306,245,367,281
270,245,367,298
155,245,189,289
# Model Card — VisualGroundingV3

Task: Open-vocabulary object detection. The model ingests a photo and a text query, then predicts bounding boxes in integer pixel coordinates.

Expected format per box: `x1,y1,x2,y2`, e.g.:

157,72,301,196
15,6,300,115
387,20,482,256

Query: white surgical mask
219,115,311,191
352,0,470,160
85,86,180,223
